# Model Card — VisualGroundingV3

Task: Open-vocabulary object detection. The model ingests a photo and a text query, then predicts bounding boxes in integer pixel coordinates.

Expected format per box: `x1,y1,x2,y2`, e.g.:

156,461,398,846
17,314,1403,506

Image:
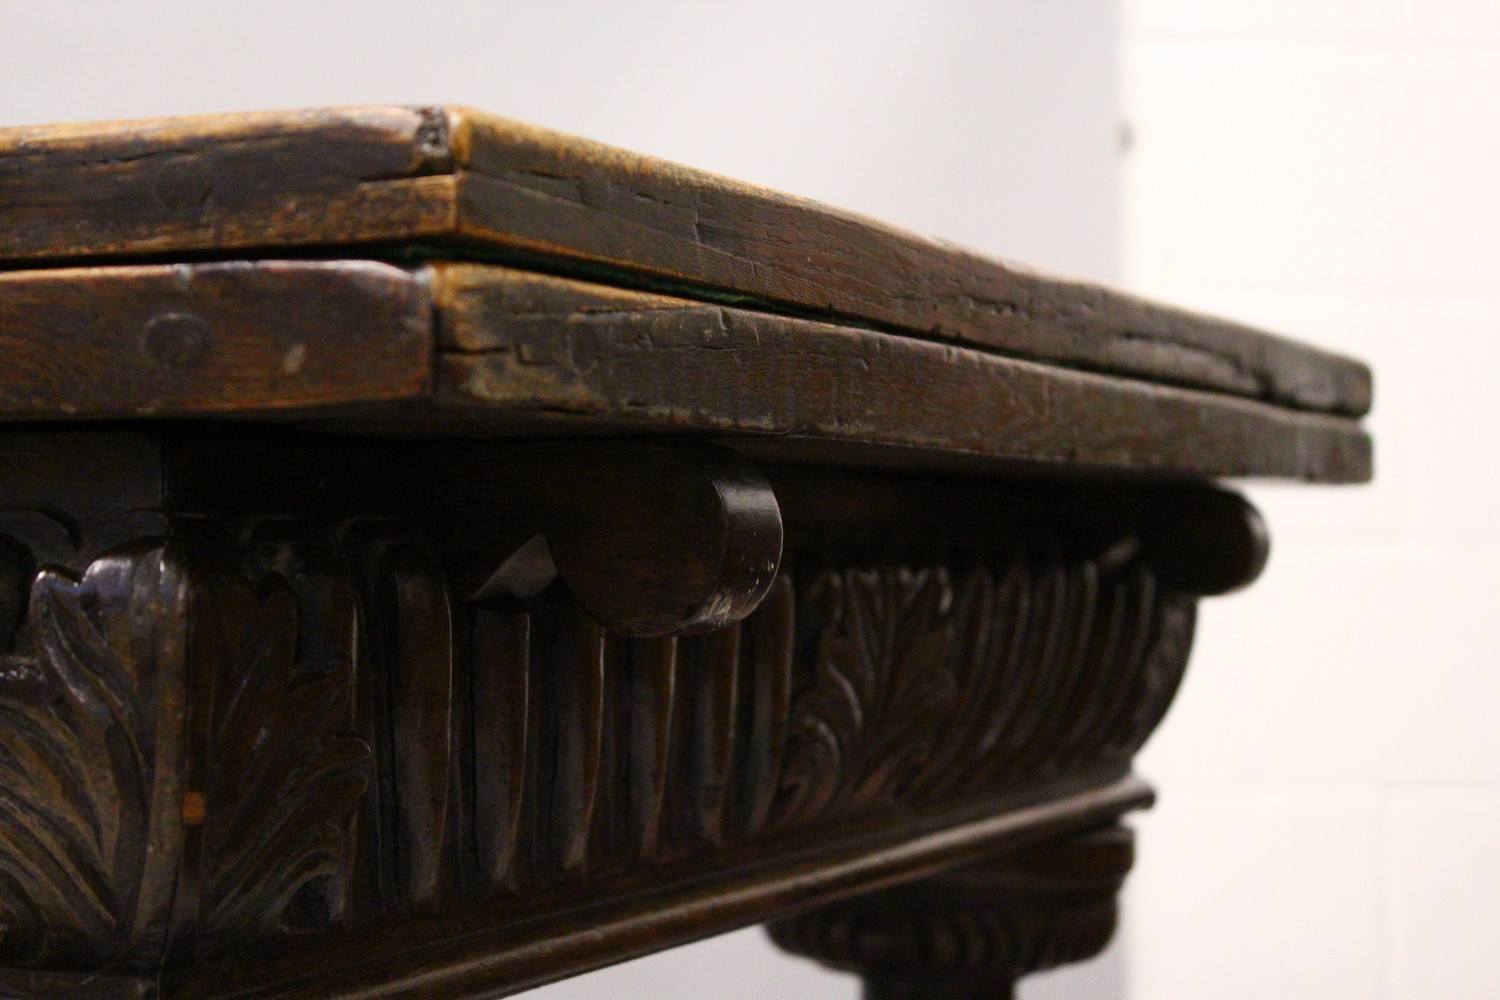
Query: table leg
769,825,1133,999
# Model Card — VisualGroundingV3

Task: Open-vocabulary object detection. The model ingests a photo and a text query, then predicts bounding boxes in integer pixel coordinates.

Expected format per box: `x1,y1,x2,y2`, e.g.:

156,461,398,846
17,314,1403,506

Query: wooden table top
0,106,1371,482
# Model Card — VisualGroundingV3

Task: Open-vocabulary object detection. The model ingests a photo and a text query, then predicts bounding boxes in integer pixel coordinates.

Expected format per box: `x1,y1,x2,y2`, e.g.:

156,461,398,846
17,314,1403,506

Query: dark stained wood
765,468,1273,597
771,825,1135,1000
432,264,1371,483
0,431,165,564
0,968,156,999
0,260,1369,482
189,529,369,953
164,436,785,638
0,106,1370,417
0,106,1373,1000
346,535,457,913
0,541,188,975
168,780,1154,1000
0,426,1268,998
0,261,429,415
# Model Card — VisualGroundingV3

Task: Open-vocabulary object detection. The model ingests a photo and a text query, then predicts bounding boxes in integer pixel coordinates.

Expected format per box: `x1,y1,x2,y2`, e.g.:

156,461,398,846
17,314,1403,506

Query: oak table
0,107,1370,999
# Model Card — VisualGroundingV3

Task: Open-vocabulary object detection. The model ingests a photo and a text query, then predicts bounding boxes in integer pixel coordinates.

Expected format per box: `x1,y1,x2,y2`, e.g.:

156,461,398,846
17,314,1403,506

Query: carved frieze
0,453,1249,996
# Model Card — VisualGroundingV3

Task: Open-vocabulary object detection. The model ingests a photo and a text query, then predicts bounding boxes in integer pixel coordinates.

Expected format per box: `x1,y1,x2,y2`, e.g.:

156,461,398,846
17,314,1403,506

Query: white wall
0,3,1123,997
1122,2,1500,997
0,0,1120,283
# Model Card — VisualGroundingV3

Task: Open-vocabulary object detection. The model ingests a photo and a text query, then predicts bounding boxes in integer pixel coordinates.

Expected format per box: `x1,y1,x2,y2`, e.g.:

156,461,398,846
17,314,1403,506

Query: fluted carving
347,534,456,915
193,538,371,951
0,525,1199,975
368,540,1191,905
0,473,1238,993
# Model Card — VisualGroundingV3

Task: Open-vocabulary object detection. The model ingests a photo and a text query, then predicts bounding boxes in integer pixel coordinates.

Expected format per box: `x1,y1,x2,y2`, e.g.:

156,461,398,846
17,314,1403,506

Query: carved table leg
768,825,1133,1000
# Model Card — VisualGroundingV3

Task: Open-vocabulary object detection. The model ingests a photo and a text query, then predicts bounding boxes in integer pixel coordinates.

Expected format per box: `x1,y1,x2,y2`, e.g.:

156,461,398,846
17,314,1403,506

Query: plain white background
8,2,1489,998
1123,1,1500,997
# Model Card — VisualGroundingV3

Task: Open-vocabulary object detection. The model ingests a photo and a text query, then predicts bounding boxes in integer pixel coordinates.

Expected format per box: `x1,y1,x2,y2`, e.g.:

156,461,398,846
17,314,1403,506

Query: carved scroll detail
0,540,185,972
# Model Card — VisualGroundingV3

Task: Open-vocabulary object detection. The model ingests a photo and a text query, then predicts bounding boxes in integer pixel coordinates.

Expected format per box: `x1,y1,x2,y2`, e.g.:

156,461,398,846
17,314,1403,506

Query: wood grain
0,261,429,415
0,107,455,257
431,265,1371,483
0,260,1369,481
0,105,1369,416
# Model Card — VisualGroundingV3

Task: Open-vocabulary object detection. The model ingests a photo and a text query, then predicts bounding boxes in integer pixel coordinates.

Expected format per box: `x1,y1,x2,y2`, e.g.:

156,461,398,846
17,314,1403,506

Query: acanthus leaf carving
196,543,371,953
769,545,1192,834
775,566,968,830
0,540,184,972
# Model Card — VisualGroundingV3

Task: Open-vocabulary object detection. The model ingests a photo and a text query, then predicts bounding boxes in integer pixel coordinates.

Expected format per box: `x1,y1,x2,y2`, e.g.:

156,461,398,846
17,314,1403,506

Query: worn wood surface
0,260,1370,482
433,264,1370,483
0,106,1370,416
0,107,454,257
0,260,429,414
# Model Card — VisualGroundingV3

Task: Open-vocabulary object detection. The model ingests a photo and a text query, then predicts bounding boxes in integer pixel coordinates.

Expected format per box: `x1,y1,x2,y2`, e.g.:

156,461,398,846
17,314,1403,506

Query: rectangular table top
0,106,1372,482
